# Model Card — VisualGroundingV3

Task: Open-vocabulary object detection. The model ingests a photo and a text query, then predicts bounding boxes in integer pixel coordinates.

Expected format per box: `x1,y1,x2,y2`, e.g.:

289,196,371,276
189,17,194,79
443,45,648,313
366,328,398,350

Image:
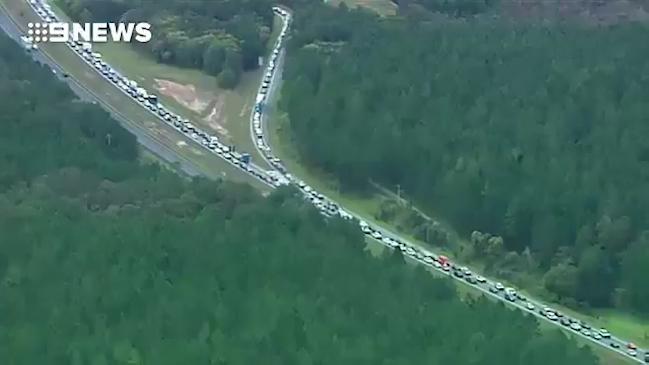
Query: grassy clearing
271,107,649,347
86,16,286,170
596,311,649,348
49,0,276,168
329,0,397,16
1,0,271,192
267,90,649,348
268,108,456,259
554,306,649,348
93,41,267,166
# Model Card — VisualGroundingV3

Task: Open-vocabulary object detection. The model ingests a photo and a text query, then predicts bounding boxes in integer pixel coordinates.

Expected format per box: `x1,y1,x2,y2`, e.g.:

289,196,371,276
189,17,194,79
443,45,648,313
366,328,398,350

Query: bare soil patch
203,97,232,140
154,79,214,114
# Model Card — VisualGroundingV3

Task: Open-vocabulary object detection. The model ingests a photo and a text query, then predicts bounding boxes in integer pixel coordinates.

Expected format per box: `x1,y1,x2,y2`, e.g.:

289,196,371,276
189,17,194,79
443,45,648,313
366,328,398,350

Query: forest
279,3,649,314
393,0,497,17
0,31,601,364
55,0,277,88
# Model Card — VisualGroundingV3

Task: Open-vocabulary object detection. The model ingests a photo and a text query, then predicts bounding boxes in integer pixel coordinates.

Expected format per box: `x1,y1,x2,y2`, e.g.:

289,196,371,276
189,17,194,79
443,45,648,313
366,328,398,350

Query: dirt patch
154,79,214,114
203,97,232,140
239,100,250,118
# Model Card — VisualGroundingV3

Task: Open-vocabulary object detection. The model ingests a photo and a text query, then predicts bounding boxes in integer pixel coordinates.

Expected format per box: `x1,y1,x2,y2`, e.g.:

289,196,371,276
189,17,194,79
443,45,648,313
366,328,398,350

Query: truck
504,287,517,302
240,153,251,165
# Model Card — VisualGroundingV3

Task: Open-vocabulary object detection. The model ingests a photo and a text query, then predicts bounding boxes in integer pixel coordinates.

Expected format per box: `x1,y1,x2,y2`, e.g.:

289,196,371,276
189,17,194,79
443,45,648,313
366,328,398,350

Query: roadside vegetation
276,0,649,344
0,32,604,365
50,0,283,166
55,0,277,89
2,0,274,189
330,0,397,16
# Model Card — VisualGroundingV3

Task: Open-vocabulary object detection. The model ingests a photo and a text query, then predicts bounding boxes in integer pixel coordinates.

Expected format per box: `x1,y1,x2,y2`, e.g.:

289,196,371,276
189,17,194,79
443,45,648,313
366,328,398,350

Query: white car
599,328,610,338
495,282,504,291
432,261,442,269
476,275,486,283
526,302,535,310
423,256,434,265
370,231,382,240
570,323,581,331
627,349,637,357
383,237,399,248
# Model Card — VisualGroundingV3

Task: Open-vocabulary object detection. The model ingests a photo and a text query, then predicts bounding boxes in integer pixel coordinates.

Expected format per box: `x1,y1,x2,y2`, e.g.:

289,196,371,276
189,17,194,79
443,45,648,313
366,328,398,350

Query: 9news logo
26,22,152,44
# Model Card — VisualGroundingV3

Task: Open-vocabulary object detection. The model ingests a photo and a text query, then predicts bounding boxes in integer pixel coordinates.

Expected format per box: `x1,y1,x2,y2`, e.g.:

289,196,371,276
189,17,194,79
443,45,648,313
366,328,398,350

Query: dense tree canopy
280,5,649,313
394,0,497,17
56,0,277,88
0,32,600,364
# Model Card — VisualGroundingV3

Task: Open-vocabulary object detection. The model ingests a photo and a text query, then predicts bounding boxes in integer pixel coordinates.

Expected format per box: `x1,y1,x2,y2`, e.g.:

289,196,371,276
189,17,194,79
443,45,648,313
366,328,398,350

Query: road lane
7,1,646,363
253,7,648,364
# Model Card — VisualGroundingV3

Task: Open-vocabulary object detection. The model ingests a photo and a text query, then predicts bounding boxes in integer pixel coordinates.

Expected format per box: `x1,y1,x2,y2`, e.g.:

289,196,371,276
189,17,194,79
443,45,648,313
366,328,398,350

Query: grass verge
267,84,649,349
47,0,284,169
1,0,271,192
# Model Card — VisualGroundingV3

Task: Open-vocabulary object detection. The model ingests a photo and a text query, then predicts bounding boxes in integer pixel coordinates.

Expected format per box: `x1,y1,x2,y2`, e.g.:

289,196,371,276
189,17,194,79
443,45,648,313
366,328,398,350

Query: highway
3,1,647,363
0,0,280,189
252,7,648,364
0,7,214,178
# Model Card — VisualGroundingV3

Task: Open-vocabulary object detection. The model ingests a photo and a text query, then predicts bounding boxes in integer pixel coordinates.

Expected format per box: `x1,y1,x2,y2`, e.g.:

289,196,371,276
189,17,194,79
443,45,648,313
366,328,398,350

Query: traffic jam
23,0,648,363
24,1,290,189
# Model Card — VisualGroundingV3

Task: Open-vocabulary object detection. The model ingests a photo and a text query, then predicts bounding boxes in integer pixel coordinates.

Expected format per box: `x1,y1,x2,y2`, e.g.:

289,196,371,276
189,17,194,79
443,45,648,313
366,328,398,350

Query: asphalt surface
0,1,280,187
3,1,647,363
0,10,212,178
254,8,648,365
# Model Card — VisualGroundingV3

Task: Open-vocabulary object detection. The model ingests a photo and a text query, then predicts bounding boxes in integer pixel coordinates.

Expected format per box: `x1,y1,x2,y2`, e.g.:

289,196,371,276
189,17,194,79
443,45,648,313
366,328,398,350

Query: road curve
5,1,647,363
253,6,648,364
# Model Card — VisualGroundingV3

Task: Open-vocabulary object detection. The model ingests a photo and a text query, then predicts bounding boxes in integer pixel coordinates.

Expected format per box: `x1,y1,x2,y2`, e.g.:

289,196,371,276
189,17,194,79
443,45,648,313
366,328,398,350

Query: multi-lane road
1,1,647,363
251,8,648,364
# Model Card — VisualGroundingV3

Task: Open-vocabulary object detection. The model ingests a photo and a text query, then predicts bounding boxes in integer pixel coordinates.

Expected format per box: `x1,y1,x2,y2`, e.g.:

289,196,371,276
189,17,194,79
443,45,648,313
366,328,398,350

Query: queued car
28,6,642,359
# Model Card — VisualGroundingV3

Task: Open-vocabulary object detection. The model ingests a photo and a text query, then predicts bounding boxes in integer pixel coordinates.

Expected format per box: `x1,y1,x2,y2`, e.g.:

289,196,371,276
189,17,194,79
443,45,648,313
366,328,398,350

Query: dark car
560,318,571,326
610,342,620,349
